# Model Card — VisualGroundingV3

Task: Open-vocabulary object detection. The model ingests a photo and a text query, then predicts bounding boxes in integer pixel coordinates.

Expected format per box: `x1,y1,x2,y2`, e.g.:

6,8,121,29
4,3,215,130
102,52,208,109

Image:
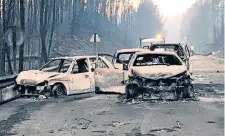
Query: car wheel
182,85,195,99
95,86,101,94
125,84,138,99
51,84,66,98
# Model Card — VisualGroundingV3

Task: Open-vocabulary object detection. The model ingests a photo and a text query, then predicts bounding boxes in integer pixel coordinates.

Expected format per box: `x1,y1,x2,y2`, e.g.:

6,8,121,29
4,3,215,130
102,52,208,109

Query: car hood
131,65,187,79
16,70,61,85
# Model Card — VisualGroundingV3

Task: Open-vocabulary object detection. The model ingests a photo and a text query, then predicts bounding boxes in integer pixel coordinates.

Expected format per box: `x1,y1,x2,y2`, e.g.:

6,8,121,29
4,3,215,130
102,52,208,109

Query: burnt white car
15,55,115,97
122,50,194,99
111,48,149,70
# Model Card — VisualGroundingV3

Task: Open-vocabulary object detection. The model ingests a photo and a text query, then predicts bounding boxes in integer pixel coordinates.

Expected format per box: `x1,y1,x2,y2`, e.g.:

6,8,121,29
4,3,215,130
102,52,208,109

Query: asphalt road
0,55,224,136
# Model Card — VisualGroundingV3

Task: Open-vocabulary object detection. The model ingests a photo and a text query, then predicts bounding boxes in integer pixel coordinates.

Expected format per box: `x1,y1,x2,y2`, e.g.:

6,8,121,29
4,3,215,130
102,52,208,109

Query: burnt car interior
133,54,182,66
89,57,109,69
72,59,89,74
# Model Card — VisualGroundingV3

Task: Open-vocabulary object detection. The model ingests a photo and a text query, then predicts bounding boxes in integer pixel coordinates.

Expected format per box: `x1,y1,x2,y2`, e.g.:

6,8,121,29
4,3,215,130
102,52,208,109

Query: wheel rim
56,86,64,96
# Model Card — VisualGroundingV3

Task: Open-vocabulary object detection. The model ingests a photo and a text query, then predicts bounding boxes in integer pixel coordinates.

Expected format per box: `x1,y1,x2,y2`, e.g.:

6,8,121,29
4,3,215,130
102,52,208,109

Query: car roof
141,38,164,43
117,48,148,53
152,43,185,47
53,55,96,60
135,50,177,55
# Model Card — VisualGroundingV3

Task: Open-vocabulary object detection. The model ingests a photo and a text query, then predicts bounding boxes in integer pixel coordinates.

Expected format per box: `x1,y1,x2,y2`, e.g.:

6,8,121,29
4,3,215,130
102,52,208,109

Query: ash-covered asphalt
0,55,224,136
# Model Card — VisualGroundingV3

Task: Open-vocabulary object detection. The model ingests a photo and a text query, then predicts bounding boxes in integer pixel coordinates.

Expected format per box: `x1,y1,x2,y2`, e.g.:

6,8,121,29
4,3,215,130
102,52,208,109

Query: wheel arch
52,82,69,95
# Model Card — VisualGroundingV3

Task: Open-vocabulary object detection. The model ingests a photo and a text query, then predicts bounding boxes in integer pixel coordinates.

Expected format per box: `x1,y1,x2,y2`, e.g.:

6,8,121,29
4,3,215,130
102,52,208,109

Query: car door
68,58,92,95
92,55,126,94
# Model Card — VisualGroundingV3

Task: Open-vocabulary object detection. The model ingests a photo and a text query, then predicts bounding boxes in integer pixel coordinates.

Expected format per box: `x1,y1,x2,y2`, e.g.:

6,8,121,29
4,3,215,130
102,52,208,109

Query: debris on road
58,128,63,131
97,110,113,115
150,121,183,133
75,118,93,129
173,120,183,129
91,130,107,133
125,127,157,136
48,130,54,133
38,95,47,100
207,121,217,124
103,121,130,128
150,127,176,133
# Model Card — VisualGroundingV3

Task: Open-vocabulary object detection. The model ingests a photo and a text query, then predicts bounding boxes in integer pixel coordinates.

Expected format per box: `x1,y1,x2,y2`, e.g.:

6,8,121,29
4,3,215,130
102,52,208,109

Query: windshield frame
131,53,184,67
39,58,74,73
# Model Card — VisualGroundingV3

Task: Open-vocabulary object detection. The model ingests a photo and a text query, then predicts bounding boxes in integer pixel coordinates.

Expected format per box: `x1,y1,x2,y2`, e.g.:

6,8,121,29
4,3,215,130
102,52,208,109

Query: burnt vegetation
0,0,164,77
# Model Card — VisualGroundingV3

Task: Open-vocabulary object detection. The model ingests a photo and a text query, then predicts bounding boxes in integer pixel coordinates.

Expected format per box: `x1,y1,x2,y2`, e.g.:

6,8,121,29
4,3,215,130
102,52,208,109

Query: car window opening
76,59,89,73
133,54,182,66
89,57,109,68
116,52,135,64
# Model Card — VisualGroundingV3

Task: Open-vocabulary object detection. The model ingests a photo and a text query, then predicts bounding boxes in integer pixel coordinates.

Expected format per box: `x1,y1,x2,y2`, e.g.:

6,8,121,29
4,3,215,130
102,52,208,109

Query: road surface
0,55,224,136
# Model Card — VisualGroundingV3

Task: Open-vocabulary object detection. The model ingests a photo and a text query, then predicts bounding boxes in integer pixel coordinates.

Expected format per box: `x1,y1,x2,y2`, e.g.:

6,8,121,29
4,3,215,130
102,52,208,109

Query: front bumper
143,85,185,92
16,84,50,94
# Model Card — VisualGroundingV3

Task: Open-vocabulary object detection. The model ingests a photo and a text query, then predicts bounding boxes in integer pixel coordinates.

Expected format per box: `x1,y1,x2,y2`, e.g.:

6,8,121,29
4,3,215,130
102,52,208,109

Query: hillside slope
49,11,133,57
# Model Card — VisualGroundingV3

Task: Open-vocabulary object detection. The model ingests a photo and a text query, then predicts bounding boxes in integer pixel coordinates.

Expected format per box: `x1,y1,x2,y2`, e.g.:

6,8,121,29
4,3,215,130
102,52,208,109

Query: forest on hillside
0,0,164,76
180,0,224,52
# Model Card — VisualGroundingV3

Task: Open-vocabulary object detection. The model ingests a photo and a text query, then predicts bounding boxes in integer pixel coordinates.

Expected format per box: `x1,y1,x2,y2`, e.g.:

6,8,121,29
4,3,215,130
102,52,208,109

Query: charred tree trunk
5,0,13,75
40,0,48,63
0,0,5,76
71,0,77,33
48,0,56,57
19,0,25,72
33,0,38,32
60,1,64,23
27,0,33,69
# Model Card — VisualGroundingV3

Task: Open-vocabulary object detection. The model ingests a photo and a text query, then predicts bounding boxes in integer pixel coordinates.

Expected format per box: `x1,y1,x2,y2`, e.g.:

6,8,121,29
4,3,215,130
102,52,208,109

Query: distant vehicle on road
122,50,194,99
111,48,149,70
149,43,192,74
139,38,165,49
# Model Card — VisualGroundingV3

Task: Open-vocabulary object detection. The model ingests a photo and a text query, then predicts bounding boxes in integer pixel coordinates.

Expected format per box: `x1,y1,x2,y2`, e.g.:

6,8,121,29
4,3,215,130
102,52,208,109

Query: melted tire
95,86,101,94
51,84,66,98
182,85,195,99
125,84,138,99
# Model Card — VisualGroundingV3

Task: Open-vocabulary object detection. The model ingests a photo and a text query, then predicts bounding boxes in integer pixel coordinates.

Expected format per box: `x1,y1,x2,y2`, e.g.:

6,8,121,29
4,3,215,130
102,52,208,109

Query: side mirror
122,64,128,70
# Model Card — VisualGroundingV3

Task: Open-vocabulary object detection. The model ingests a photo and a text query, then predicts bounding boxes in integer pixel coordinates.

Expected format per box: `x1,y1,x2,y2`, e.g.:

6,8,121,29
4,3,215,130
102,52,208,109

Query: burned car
15,55,115,97
123,51,194,99
149,43,192,74
111,48,148,70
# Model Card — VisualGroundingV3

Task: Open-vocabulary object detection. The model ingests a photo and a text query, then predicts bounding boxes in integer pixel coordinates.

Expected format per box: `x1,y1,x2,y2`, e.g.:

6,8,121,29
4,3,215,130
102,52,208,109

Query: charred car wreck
123,51,195,99
15,55,117,97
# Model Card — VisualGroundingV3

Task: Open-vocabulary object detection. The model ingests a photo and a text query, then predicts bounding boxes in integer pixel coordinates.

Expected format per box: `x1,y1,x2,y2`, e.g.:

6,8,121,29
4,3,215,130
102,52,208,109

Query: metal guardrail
0,75,17,89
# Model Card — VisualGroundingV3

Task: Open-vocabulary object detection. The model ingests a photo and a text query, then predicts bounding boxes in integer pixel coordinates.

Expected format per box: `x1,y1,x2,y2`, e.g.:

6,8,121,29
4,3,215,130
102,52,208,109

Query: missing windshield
133,54,182,66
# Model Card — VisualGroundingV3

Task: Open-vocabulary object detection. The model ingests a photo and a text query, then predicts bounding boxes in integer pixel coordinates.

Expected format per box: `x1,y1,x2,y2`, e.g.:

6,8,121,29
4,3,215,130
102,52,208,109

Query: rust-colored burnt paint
95,68,125,93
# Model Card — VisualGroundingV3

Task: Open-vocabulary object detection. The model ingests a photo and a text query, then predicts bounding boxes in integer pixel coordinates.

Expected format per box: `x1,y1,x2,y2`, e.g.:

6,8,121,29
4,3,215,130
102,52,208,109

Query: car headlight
36,80,48,86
